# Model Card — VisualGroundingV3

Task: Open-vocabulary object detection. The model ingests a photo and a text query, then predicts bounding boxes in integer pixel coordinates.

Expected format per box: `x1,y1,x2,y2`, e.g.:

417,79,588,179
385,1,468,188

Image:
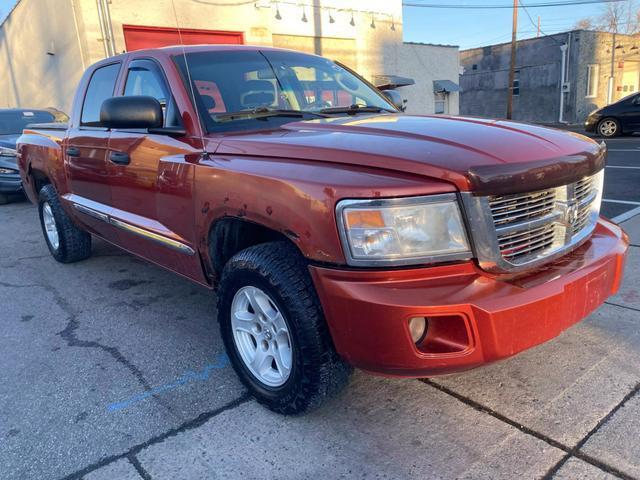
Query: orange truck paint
17,46,628,377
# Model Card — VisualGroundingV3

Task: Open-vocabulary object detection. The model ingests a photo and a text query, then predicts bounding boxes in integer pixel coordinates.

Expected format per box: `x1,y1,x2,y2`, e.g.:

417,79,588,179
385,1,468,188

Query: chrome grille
462,170,604,273
489,190,556,226
497,223,557,260
574,176,594,203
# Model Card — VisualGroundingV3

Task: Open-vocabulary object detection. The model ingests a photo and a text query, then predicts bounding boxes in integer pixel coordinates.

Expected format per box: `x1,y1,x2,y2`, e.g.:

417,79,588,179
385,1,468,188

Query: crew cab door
106,58,206,283
65,62,121,240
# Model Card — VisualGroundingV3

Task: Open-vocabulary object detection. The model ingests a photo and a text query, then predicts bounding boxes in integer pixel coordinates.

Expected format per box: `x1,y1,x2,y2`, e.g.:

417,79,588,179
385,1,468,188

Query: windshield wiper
318,104,395,115
212,107,328,123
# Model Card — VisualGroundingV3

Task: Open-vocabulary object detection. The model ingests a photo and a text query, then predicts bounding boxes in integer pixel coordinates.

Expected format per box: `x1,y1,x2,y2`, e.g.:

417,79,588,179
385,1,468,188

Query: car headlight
336,194,472,266
0,147,17,157
0,167,18,174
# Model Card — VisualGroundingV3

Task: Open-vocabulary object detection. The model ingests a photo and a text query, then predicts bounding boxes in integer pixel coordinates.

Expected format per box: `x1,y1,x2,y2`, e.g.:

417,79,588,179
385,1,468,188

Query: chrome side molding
71,202,195,256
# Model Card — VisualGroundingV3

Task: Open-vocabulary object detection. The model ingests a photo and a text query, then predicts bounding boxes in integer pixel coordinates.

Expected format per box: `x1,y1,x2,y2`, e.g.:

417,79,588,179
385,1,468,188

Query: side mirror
381,89,407,112
100,96,163,129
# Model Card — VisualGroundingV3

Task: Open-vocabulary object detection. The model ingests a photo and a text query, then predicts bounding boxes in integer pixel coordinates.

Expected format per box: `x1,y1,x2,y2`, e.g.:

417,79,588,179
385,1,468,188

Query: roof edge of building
460,28,637,53
404,41,459,49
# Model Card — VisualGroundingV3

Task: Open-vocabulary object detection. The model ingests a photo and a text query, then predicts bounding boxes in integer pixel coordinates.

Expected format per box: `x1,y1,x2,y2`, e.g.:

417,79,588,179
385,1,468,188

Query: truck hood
214,114,605,194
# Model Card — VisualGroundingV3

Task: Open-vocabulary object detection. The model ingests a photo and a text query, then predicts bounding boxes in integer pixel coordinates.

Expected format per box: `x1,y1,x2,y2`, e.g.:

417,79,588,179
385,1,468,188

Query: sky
0,0,607,50
402,1,606,49
0,0,15,23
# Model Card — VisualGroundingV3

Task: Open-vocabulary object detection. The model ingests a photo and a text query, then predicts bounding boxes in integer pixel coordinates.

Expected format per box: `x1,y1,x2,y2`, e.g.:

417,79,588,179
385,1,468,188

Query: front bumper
0,156,22,195
310,218,628,377
584,116,600,133
0,175,23,194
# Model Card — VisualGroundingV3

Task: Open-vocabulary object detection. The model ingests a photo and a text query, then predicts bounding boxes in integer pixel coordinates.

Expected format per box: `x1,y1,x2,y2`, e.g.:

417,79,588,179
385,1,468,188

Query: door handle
66,146,80,157
109,152,130,165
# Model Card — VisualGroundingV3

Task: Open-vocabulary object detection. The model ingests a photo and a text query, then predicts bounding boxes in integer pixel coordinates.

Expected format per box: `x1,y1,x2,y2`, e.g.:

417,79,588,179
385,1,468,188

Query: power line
519,0,564,44
403,0,626,9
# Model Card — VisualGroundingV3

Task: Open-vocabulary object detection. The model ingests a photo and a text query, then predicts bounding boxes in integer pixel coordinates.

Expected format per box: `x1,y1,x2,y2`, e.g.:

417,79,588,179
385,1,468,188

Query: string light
264,1,399,29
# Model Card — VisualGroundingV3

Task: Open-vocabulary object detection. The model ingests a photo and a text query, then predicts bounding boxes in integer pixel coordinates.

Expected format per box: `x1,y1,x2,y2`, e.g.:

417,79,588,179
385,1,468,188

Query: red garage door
123,25,243,51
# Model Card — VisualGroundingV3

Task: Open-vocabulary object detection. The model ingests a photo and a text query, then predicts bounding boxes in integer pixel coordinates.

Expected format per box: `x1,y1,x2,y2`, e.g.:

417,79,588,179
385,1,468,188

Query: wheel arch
206,216,301,281
30,166,51,192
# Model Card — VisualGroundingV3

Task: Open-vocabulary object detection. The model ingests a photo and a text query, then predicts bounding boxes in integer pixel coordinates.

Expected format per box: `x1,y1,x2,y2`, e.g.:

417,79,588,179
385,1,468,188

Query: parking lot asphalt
1,135,640,480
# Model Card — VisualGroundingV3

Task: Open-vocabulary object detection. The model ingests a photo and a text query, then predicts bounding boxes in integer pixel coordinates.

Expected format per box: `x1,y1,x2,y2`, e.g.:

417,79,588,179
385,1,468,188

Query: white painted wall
0,0,86,112
397,42,460,115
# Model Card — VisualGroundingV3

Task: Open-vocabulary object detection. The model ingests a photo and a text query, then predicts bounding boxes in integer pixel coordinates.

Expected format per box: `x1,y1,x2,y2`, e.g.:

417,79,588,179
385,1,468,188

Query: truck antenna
170,0,207,154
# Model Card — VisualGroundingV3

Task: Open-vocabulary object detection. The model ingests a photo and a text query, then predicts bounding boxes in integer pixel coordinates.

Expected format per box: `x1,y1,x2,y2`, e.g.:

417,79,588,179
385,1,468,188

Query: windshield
0,110,57,135
174,50,396,133
616,92,640,104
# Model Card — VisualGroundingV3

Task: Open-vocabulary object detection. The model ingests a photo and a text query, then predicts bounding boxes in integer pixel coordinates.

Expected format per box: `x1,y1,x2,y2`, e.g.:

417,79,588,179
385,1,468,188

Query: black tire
597,117,621,138
217,241,352,415
38,184,92,263
0,193,9,205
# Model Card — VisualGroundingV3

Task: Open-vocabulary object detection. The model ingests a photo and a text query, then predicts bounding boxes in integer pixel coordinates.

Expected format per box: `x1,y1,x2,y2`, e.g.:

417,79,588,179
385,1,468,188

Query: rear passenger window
81,63,120,127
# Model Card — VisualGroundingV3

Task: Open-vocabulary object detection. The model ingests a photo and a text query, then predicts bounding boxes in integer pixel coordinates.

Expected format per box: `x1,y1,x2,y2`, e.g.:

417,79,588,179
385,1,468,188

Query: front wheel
0,193,9,205
38,184,92,263
598,118,621,137
217,241,352,415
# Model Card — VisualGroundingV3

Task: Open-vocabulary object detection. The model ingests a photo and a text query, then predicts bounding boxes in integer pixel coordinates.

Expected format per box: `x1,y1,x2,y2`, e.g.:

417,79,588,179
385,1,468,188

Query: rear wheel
38,184,92,263
217,241,352,414
598,118,621,137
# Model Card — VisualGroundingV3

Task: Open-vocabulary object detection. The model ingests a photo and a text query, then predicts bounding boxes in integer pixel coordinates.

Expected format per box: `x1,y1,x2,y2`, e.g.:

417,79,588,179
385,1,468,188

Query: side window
81,63,120,126
123,61,181,127
124,68,167,100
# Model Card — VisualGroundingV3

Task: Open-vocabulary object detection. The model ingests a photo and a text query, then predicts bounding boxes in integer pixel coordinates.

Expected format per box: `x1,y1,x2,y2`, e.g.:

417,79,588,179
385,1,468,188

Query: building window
512,70,520,96
586,64,599,98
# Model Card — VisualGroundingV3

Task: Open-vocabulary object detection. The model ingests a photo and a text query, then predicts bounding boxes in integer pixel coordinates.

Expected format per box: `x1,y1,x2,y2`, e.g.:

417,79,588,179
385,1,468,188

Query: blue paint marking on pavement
107,353,230,412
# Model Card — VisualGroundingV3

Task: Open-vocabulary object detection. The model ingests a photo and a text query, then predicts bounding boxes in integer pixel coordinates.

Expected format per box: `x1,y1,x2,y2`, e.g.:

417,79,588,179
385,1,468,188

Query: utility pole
507,0,518,119
537,16,541,37
608,31,617,104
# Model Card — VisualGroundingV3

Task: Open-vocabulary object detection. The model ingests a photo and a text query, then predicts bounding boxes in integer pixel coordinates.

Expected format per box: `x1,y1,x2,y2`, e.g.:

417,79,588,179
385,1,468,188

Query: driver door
106,58,205,282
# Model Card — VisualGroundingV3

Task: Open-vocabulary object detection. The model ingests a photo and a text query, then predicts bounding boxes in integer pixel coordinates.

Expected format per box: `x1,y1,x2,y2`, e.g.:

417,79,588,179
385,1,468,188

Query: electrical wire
519,0,564,44
403,0,626,8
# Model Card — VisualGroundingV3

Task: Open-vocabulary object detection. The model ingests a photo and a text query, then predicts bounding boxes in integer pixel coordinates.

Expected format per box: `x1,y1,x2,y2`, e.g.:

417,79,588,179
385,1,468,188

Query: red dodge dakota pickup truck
18,45,628,414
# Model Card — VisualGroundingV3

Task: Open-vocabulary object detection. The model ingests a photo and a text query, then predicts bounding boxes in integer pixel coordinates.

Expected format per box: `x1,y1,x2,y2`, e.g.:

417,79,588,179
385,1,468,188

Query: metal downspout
559,42,568,123
96,0,116,57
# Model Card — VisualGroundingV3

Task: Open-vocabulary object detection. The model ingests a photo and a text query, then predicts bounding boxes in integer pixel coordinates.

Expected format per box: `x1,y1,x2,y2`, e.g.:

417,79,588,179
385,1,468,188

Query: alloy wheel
599,119,618,137
230,286,293,387
42,202,60,250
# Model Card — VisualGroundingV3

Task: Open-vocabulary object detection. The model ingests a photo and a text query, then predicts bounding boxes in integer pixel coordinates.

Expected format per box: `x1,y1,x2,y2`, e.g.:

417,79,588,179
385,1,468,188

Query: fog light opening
408,316,428,344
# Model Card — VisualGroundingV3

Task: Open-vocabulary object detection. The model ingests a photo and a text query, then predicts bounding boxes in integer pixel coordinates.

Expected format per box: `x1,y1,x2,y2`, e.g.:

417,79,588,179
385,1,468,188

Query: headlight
0,147,17,157
336,194,472,266
0,167,18,174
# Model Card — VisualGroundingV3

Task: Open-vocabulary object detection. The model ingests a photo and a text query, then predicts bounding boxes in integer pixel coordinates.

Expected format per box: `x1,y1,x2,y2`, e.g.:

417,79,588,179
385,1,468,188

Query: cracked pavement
1,137,640,479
